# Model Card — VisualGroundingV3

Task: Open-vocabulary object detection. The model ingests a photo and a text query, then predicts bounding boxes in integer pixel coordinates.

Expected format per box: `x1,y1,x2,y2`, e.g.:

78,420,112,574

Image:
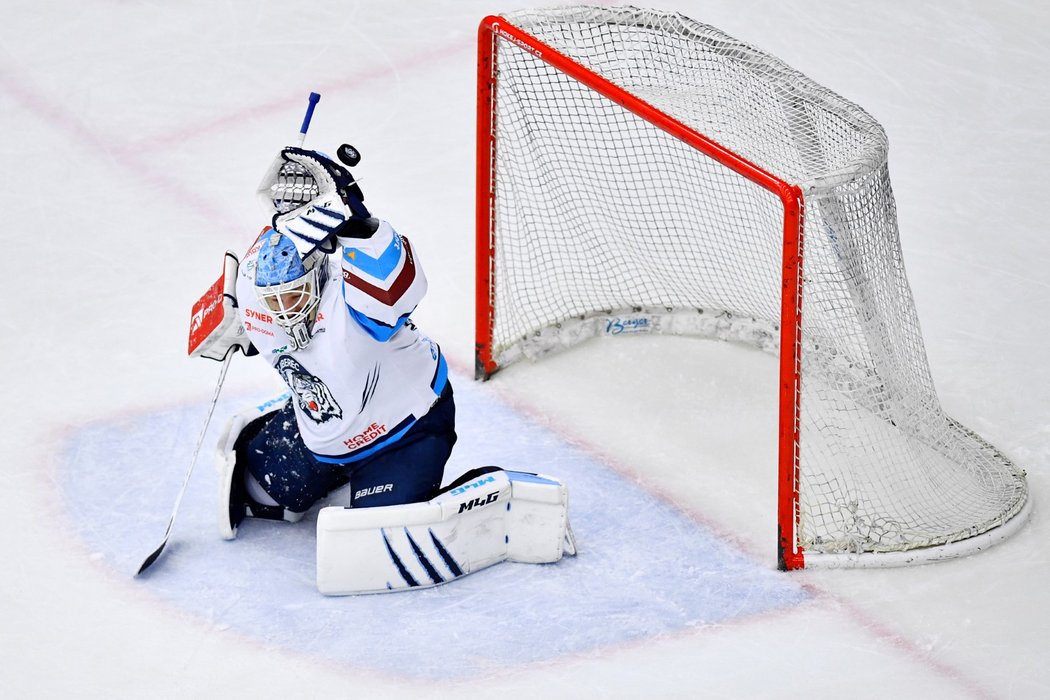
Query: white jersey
236,220,448,463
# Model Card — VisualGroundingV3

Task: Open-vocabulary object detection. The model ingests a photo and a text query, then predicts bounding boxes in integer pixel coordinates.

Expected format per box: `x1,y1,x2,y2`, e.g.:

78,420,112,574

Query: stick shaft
297,92,321,146
170,352,233,523
136,352,233,575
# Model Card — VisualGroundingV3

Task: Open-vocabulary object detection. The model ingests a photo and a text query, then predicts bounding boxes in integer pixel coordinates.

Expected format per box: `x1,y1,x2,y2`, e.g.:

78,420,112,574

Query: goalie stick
136,351,233,575
137,92,323,576
137,247,247,575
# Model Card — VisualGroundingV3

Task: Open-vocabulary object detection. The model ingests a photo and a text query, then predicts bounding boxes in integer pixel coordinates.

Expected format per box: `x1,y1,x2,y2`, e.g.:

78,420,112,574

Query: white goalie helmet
254,230,329,350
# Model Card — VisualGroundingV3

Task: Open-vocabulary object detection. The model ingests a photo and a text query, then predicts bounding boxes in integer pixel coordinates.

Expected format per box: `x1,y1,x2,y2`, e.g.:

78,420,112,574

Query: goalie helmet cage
474,7,1030,570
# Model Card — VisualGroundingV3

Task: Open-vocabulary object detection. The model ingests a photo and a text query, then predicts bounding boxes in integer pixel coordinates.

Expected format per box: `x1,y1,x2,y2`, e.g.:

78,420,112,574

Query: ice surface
62,374,807,679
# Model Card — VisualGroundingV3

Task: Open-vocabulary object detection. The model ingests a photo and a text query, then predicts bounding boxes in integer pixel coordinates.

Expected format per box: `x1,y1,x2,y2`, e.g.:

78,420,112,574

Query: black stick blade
136,539,168,576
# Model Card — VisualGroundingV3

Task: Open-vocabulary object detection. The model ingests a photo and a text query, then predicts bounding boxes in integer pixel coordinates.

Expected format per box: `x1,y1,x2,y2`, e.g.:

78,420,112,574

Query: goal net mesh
483,6,1028,561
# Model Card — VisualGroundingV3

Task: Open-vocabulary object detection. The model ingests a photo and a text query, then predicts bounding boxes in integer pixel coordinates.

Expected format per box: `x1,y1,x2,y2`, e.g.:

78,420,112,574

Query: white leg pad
215,405,256,541
316,470,574,595
215,394,299,540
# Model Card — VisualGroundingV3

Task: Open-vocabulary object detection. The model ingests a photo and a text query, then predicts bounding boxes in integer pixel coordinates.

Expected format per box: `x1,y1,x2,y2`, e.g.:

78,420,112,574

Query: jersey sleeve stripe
345,306,410,342
341,237,418,306
342,232,404,280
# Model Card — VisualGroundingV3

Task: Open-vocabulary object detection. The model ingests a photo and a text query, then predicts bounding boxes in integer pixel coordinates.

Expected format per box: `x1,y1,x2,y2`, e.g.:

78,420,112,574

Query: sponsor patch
344,422,387,450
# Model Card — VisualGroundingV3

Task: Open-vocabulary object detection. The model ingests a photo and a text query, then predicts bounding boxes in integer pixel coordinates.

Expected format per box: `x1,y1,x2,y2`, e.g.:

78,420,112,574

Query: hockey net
476,7,1029,569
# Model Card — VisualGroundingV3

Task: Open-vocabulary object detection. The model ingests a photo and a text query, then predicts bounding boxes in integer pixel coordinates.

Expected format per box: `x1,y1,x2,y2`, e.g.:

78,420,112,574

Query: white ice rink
4,1,1049,697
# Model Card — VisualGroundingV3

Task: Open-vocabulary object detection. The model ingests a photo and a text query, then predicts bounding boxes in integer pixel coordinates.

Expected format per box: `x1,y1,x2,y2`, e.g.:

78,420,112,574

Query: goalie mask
257,146,371,249
254,231,329,351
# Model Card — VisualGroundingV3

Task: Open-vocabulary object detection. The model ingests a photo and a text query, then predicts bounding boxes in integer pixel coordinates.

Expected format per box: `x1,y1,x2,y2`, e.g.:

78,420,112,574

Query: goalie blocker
188,249,258,361
316,467,577,595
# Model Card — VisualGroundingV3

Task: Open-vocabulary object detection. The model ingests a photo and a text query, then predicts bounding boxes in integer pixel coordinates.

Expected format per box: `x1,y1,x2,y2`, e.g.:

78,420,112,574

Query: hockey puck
337,144,361,167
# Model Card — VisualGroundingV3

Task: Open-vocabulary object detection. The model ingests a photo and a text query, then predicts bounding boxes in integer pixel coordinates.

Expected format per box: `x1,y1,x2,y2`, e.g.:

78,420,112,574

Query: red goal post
475,8,1029,569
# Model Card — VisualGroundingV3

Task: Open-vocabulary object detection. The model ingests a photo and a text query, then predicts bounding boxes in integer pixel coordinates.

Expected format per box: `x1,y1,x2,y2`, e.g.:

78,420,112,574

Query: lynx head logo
274,355,342,424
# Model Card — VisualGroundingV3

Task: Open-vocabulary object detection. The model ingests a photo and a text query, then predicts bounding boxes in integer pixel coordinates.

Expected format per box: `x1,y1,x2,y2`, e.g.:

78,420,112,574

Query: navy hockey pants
237,383,457,512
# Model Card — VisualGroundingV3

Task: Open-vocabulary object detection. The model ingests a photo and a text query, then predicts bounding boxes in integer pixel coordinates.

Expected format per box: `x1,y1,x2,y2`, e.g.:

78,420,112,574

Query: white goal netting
480,6,1029,566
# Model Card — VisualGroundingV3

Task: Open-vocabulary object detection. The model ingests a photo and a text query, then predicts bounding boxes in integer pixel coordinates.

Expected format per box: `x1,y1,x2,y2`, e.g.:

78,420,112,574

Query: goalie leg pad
503,471,576,563
215,395,306,540
315,468,574,595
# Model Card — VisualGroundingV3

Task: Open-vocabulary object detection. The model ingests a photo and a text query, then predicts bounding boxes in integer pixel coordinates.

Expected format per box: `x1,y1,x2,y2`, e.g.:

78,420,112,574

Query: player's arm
256,143,426,341
337,219,428,342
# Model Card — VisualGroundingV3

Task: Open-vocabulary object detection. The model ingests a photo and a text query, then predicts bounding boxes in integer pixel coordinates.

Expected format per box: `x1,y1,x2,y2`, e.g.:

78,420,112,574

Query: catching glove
256,146,371,256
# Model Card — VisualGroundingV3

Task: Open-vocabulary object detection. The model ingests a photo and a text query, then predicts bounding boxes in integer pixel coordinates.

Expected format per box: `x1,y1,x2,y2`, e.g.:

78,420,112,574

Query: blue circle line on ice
60,371,808,680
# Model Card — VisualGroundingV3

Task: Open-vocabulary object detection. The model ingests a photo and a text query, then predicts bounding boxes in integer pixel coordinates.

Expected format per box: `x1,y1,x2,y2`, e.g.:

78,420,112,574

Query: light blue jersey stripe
343,234,402,280
347,306,409,342
431,353,448,394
